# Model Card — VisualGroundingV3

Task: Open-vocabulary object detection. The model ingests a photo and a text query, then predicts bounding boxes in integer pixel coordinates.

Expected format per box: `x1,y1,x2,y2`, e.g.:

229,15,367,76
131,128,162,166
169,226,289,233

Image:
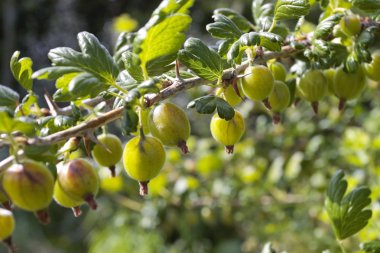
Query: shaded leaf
325,170,372,240
122,51,144,82
362,240,380,253
214,8,253,32
314,13,344,40
137,13,192,77
206,14,244,39
122,107,139,135
187,95,235,120
179,38,224,82
227,32,283,63
274,0,310,21
0,84,19,109
351,0,380,15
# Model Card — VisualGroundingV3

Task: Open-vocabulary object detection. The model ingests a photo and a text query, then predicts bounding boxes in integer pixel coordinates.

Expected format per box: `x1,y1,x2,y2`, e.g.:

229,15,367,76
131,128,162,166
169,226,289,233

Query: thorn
175,60,181,80
44,90,61,116
82,135,92,158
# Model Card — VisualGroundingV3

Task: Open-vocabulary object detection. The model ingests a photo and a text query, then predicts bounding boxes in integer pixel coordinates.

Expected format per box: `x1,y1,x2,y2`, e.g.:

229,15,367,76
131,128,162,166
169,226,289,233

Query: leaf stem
268,19,277,33
338,239,347,253
109,81,129,95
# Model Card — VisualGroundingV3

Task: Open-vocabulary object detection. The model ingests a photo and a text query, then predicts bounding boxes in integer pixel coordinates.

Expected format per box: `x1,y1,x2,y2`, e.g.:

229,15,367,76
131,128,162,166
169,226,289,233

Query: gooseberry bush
0,0,380,252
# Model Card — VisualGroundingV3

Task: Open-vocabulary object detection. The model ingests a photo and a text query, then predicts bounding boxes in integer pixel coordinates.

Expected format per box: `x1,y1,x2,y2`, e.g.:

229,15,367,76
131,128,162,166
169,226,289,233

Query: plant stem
338,239,347,253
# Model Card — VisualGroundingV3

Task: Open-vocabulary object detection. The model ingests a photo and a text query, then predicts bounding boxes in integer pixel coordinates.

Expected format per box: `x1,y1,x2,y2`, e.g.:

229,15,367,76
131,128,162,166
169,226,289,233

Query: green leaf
214,8,253,32
32,66,81,80
313,13,344,40
362,240,380,253
68,73,106,99
10,51,33,91
259,32,284,51
137,14,191,78
274,0,310,21
34,32,119,90
325,170,372,240
24,145,58,164
0,111,35,135
0,84,19,109
206,14,244,39
351,0,380,14
178,38,224,82
227,32,283,63
122,107,139,135
252,0,274,29
148,0,194,28
187,95,235,120
122,52,144,82
15,92,38,117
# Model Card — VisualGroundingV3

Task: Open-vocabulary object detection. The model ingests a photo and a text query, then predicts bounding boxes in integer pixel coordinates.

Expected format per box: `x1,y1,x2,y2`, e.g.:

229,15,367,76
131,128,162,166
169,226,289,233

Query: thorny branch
0,43,315,171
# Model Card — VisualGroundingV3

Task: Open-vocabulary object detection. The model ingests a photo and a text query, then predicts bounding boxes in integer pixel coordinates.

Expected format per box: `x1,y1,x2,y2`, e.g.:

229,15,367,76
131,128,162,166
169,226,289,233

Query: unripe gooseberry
333,66,366,110
242,65,274,101
2,160,54,224
123,135,166,196
0,208,15,241
268,81,290,124
53,182,84,217
210,110,245,154
148,102,190,154
364,51,380,82
324,68,336,95
340,15,361,37
91,133,123,177
268,61,287,82
0,185,11,210
215,82,243,107
57,159,99,210
297,69,328,114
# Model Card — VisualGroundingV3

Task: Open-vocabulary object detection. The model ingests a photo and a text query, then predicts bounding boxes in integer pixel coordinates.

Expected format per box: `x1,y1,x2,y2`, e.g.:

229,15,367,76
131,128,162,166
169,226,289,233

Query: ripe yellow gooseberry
148,103,190,154
215,82,244,107
242,65,274,101
2,160,54,224
268,80,290,124
340,15,361,37
333,66,366,110
297,69,327,114
57,159,99,210
53,182,84,217
364,51,380,82
210,110,245,154
123,135,166,195
92,133,123,177
268,61,287,82
0,208,15,241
